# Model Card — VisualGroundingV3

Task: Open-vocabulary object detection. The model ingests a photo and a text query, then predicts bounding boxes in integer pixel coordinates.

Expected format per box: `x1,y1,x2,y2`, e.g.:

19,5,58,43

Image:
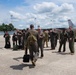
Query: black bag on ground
5,42,11,48
13,45,18,50
23,54,30,62
18,45,22,49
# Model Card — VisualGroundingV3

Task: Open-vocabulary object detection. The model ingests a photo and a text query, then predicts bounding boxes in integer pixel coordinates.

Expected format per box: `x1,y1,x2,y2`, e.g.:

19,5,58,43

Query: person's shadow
10,57,35,70
13,57,23,62
10,63,35,70
52,51,71,55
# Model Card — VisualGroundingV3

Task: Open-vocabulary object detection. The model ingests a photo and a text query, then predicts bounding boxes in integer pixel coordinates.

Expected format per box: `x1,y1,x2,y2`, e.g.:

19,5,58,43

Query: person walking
25,24,39,66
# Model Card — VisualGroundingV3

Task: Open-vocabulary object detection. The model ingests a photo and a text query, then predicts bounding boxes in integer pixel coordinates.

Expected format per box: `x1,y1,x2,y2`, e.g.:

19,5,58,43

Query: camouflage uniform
58,30,67,52
25,28,39,66
43,30,49,47
12,33,18,50
68,30,74,54
37,29,44,58
4,32,11,48
49,31,56,49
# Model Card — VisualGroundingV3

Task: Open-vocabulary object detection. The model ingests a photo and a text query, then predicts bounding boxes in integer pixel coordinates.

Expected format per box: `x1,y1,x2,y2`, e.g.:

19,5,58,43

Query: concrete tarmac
0,36,76,75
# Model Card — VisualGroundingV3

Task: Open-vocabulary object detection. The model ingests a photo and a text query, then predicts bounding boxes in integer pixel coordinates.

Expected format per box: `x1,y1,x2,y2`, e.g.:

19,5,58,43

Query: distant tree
0,23,15,31
8,23,14,30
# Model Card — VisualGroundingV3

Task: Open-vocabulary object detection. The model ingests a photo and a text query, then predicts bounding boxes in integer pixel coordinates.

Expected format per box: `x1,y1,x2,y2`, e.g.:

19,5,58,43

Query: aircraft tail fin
68,19,74,28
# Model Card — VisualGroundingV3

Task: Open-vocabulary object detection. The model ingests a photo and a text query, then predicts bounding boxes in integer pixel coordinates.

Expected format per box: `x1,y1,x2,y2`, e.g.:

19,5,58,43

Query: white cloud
0,1,76,29
56,0,76,3
34,2,58,13
25,13,37,19
34,2,74,14
9,11,26,20
58,16,70,22
19,24,23,27
59,3,74,13
32,2,75,28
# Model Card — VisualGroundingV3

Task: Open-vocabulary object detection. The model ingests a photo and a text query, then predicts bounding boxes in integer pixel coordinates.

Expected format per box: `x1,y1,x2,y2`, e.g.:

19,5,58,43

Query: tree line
0,23,16,31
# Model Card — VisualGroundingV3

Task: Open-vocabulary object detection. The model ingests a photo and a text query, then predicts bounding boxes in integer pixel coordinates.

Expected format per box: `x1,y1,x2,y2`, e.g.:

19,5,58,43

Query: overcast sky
0,0,76,29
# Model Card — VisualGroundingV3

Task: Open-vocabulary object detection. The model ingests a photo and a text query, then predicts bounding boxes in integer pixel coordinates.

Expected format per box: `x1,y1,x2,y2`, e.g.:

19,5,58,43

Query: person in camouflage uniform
21,29,26,50
49,29,56,50
58,29,67,52
4,31,11,48
43,30,49,47
67,27,75,55
37,27,44,58
25,24,39,66
12,33,18,50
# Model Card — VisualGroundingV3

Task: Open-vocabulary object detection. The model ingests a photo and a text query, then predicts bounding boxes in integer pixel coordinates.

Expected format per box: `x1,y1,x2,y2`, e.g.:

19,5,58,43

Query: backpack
27,33,37,45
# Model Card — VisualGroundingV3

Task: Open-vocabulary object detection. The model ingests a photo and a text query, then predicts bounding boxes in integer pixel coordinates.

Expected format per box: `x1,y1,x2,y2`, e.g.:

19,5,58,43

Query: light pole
10,15,13,24
34,18,37,29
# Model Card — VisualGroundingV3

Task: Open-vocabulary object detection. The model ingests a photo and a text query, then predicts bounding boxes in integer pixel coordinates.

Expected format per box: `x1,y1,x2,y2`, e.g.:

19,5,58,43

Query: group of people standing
58,27,75,55
3,24,75,66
